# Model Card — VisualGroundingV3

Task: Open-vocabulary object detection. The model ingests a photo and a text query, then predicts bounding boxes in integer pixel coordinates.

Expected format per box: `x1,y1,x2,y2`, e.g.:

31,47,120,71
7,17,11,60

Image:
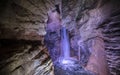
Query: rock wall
45,0,120,75
62,0,120,75
0,0,55,40
0,39,54,75
101,1,120,74
0,0,120,75
0,0,55,75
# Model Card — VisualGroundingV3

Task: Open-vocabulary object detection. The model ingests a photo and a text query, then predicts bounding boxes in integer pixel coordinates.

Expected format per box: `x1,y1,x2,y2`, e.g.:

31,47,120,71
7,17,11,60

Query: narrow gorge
0,0,120,75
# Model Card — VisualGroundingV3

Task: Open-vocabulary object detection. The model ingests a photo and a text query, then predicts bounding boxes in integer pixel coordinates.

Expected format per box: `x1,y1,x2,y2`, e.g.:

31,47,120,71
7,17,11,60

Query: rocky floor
54,59,96,75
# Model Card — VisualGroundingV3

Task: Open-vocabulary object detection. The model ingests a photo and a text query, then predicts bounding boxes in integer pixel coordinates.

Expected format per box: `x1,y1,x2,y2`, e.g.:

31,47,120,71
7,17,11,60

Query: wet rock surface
54,59,96,75
61,0,120,75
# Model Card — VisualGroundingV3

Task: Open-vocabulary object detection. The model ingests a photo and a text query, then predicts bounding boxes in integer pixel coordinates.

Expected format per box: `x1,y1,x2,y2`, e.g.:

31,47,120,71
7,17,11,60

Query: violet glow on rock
45,5,78,65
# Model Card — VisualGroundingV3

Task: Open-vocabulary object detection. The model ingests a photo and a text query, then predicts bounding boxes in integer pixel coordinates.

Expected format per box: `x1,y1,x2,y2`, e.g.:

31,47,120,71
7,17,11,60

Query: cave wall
0,40,54,75
0,0,120,75
102,1,120,74
0,0,55,75
62,0,120,75
0,0,55,40
45,0,120,75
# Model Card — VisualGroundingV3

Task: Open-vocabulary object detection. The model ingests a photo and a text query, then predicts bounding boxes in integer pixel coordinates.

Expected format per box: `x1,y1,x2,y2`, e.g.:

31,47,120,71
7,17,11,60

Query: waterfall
61,27,70,59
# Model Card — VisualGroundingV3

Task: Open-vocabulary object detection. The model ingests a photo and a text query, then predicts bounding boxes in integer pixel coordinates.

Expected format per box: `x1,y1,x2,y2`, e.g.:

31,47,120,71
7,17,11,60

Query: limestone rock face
0,0,55,75
45,0,120,75
60,0,110,75
0,0,120,75
102,1,120,74
0,0,55,40
45,8,61,62
0,40,54,75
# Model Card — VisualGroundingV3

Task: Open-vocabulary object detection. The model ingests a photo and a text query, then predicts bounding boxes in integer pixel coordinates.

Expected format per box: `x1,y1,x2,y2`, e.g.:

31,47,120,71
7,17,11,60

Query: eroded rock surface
0,0,120,75
45,0,120,75
0,39,54,75
0,0,55,75
61,0,120,75
101,1,120,74
0,0,55,40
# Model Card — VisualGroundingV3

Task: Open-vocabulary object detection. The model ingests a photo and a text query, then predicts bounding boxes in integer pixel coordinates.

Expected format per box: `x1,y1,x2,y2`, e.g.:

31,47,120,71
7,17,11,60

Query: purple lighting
59,27,78,65
61,27,70,59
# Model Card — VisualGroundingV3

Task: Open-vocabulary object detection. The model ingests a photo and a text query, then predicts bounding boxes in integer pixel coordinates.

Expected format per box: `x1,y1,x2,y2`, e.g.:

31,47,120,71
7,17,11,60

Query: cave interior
0,0,120,75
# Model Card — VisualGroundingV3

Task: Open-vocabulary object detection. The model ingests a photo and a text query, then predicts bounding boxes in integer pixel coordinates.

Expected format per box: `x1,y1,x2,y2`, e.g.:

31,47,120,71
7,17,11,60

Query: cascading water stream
61,27,70,59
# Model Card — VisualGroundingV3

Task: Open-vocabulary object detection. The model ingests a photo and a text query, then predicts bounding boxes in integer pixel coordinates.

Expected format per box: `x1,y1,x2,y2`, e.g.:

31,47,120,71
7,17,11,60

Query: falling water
61,27,70,59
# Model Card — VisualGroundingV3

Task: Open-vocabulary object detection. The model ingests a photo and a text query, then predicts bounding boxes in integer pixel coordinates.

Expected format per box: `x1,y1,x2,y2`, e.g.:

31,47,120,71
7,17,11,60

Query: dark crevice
0,39,42,47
